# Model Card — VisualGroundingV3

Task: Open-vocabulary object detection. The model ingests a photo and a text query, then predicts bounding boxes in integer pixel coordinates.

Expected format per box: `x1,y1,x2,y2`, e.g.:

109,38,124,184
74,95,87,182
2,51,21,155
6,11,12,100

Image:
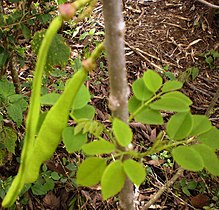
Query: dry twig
142,168,184,210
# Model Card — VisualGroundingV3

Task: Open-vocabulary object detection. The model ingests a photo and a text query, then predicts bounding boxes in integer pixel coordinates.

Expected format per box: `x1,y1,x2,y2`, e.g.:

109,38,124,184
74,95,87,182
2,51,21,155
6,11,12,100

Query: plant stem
9,53,21,94
139,137,195,158
128,92,162,122
102,0,134,209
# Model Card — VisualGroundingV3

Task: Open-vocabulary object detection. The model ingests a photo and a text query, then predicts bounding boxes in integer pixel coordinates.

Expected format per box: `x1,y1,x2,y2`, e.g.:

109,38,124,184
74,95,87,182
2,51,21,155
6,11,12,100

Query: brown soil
124,0,219,123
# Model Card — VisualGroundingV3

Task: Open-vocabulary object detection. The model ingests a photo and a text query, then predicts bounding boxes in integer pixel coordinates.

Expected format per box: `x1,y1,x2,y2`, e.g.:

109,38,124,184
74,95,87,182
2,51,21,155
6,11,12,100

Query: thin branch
9,54,21,94
142,168,184,210
102,0,134,209
205,87,219,117
197,0,219,9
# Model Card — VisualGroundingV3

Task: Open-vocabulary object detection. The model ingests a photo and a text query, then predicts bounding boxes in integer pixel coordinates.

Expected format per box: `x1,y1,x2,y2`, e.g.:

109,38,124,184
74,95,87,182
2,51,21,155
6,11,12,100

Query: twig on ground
205,87,219,117
124,41,163,71
142,168,184,210
186,82,215,97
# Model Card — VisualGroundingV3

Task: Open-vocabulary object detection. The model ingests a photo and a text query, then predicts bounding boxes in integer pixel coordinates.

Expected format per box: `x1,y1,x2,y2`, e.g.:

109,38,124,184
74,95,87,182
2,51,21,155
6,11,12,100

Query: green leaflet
77,157,106,187
172,146,204,172
198,127,219,150
134,107,163,125
123,159,146,186
101,160,126,200
161,80,183,92
63,126,87,153
192,144,219,176
71,104,95,120
112,118,133,147
189,115,212,136
82,139,116,155
143,69,163,93
132,78,153,101
167,112,192,140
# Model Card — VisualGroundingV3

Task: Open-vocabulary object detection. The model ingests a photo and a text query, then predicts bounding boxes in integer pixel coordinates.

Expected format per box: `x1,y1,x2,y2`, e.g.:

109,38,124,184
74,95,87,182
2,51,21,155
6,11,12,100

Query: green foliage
0,126,17,154
2,2,219,207
40,93,60,105
172,146,204,171
163,71,176,80
174,178,205,196
0,1,54,73
82,139,115,155
32,31,71,72
167,112,193,140
178,67,199,83
0,77,27,127
161,80,183,92
0,149,6,166
128,96,163,125
71,85,91,110
134,107,163,125
189,115,212,136
73,68,218,201
203,50,219,69
198,127,219,151
0,77,27,159
62,127,87,153
0,77,16,98
101,160,126,200
143,69,163,93
192,144,219,176
123,159,146,186
0,177,14,200
55,0,67,4
30,166,64,196
112,118,133,147
76,157,106,187
132,78,153,101
74,120,104,137
0,46,9,69
150,91,192,112
71,104,95,120
31,174,54,196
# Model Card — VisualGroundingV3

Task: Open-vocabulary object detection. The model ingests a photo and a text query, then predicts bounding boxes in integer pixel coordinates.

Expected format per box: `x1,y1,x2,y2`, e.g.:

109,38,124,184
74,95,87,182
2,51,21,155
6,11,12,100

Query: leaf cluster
69,69,219,200
0,77,27,159
0,1,55,71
